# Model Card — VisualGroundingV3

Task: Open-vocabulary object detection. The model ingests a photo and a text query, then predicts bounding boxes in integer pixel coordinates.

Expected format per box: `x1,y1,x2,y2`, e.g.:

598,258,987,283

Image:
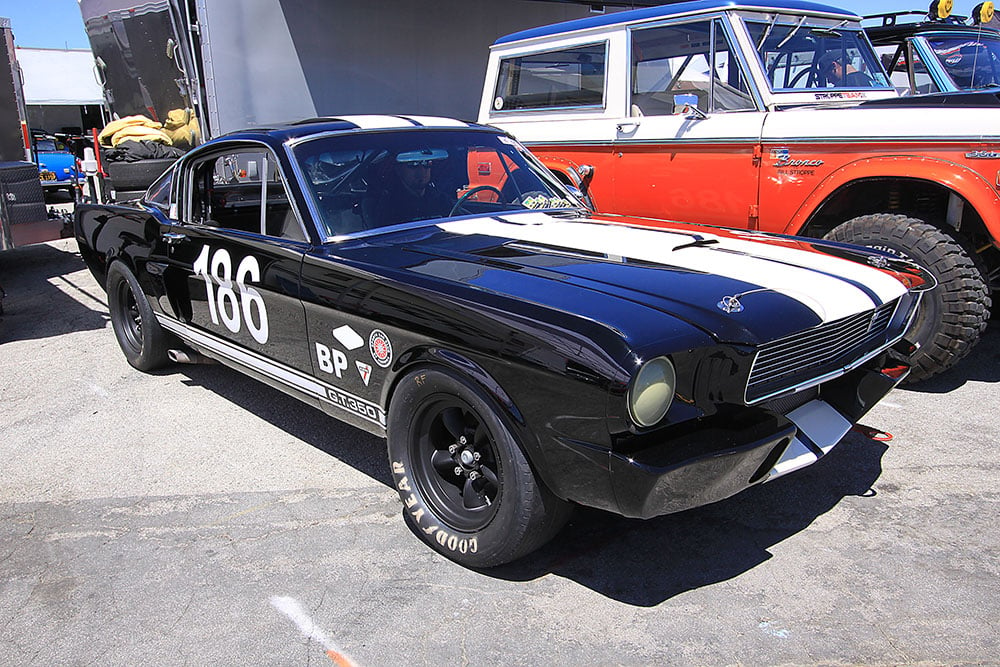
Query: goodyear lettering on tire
392,461,478,555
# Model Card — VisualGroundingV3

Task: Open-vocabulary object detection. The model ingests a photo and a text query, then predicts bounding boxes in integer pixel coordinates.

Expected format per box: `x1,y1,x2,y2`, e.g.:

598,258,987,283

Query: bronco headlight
628,356,676,428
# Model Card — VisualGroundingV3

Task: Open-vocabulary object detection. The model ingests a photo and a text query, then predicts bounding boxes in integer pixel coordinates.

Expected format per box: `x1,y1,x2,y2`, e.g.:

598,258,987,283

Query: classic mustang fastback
75,116,932,567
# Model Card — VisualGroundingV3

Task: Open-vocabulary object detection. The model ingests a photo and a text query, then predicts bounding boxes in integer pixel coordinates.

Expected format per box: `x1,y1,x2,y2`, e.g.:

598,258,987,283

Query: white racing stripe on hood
437,216,908,323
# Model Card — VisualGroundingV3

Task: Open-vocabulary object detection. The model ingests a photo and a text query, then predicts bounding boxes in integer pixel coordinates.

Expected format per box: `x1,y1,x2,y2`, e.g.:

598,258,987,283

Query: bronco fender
787,156,1000,241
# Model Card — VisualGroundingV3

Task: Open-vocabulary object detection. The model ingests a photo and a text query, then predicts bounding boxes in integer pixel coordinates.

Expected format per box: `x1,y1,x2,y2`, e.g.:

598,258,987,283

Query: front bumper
608,353,906,519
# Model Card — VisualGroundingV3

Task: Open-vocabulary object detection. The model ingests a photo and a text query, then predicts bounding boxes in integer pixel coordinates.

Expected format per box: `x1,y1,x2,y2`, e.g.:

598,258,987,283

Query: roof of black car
218,116,495,145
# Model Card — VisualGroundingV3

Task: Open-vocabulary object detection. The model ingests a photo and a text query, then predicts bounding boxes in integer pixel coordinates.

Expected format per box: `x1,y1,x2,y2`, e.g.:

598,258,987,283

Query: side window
880,44,939,95
492,42,606,112
143,167,173,211
187,148,306,241
630,20,755,116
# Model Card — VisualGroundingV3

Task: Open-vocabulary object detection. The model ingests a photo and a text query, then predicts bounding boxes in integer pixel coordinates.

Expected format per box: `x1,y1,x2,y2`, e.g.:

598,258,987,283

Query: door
153,142,316,398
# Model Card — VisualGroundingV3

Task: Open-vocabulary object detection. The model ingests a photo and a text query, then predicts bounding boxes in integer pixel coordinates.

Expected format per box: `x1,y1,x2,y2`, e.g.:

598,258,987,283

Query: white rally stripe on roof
338,115,418,130
437,216,906,323
401,116,471,128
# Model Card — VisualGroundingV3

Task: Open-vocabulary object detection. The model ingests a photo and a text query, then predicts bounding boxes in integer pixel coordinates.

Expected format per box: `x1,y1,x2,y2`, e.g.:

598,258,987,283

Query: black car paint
75,120,922,521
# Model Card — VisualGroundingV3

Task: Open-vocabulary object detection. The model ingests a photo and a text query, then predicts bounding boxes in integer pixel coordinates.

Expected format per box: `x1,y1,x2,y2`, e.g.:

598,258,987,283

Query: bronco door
612,18,765,229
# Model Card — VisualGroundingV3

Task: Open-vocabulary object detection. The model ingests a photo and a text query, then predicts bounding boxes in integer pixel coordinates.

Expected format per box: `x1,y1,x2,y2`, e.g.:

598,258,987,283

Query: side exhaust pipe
168,349,216,365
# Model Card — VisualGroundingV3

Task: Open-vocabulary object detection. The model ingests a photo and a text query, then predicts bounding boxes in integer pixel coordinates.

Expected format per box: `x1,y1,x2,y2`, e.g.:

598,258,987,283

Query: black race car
75,117,933,567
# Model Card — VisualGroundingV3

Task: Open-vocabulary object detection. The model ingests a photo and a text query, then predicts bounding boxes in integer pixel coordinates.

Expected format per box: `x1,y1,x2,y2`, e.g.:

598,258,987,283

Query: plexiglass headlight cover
628,356,677,428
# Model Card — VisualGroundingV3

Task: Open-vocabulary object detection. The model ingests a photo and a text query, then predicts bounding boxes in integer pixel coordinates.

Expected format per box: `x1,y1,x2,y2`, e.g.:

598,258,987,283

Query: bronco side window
630,19,755,116
492,42,607,112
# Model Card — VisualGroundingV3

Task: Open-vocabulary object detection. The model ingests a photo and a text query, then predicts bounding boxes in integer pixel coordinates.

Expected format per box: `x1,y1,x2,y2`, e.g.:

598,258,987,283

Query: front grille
746,298,900,403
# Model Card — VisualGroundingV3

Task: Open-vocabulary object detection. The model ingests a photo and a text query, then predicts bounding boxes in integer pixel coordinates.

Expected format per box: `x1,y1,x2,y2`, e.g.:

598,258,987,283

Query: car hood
362,211,916,348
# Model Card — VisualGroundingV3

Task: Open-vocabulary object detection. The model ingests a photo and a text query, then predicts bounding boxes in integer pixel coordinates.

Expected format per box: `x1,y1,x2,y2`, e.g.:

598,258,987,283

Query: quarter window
187,148,306,242
492,42,606,111
630,20,755,115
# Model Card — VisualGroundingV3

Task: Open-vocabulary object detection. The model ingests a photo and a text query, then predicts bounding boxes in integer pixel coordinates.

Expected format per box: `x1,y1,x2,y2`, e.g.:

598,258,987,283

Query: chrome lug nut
448,444,458,454
468,471,480,481
454,466,463,476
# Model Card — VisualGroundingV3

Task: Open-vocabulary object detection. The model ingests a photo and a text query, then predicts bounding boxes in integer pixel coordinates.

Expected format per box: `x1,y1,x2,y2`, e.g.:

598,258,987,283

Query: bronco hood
367,211,920,348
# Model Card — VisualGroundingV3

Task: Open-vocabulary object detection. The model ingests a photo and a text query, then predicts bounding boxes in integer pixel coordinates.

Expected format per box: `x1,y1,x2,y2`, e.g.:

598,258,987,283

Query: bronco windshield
926,34,1000,89
293,130,581,239
745,18,891,91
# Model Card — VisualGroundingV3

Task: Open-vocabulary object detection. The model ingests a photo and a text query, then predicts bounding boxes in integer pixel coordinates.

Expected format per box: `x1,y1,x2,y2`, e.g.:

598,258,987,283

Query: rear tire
387,368,571,567
107,262,171,371
825,214,990,382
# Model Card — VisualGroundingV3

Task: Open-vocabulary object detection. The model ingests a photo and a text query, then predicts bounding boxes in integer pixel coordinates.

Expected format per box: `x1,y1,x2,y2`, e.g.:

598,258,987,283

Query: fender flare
787,155,1000,241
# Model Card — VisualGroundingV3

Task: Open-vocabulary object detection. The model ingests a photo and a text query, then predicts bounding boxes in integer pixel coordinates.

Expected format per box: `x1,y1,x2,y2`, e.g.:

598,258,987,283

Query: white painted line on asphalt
270,595,357,666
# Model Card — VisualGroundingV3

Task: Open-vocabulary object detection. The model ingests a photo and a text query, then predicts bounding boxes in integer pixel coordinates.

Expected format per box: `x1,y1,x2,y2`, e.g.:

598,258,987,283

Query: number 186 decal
193,245,270,344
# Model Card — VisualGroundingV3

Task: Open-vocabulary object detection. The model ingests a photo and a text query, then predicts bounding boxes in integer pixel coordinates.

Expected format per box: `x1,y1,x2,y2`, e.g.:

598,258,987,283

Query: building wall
199,0,601,135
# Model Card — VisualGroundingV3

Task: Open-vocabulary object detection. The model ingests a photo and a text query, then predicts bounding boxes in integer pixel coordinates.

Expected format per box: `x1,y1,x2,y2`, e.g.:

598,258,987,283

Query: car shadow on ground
175,362,392,485
173,359,888,606
0,241,109,344
487,431,888,606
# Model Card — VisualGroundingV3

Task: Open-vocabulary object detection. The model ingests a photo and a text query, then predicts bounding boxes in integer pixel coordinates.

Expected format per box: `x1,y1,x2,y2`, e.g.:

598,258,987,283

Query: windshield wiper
673,237,719,251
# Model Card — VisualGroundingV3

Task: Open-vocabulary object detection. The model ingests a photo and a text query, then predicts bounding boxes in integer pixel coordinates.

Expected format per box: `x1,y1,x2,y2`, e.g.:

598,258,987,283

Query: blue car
35,137,80,196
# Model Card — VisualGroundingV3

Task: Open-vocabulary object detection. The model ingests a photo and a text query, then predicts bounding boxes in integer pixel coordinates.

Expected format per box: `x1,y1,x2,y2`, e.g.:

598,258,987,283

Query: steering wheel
449,185,503,217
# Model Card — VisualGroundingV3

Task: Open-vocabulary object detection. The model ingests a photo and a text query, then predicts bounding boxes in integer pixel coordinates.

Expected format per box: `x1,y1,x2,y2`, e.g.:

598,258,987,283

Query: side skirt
156,314,387,437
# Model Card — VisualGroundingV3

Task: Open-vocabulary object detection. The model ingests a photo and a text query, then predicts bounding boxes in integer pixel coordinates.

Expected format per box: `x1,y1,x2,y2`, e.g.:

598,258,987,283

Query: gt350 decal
328,387,386,426
193,245,269,344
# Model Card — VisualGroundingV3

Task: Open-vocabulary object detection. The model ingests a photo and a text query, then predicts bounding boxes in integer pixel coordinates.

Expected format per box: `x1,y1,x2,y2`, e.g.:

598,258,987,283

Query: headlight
628,356,676,428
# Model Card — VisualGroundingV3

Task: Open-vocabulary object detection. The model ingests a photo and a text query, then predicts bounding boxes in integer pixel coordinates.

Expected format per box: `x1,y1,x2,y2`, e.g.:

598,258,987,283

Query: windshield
35,139,67,152
926,34,1000,89
745,18,891,91
293,130,580,239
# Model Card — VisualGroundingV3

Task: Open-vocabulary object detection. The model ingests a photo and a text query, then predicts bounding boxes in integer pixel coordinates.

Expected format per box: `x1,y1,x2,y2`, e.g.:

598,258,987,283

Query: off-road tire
107,261,171,371
825,214,990,382
387,367,572,567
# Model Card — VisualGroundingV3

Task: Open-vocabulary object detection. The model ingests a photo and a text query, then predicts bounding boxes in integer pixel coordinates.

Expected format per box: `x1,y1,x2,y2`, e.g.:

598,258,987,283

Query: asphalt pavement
1,238,998,666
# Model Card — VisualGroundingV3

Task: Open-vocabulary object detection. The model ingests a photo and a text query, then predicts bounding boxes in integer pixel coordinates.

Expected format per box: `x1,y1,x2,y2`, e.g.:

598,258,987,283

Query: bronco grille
746,299,900,403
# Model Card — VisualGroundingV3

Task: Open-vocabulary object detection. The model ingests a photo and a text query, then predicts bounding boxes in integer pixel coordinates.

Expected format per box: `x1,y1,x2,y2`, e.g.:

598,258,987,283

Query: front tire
825,214,990,382
107,261,171,371
387,368,571,567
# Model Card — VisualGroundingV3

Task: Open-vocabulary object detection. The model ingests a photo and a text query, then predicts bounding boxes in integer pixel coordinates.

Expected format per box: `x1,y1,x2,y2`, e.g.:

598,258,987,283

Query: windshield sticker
814,92,866,100
522,195,574,209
